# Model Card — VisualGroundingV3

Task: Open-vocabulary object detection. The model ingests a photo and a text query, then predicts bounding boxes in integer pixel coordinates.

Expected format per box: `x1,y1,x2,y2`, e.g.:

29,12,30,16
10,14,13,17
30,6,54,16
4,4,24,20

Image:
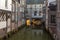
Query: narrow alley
0,0,60,40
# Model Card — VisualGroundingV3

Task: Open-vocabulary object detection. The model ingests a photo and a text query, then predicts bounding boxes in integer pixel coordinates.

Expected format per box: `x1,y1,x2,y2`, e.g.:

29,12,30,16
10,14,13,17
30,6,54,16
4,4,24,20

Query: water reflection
8,28,53,40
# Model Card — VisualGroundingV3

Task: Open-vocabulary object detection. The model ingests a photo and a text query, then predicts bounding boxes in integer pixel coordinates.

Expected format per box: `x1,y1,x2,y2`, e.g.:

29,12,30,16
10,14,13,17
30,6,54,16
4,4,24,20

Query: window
12,4,14,12
5,0,8,8
39,11,41,13
0,13,6,21
12,1,16,12
39,11,41,16
22,13,24,17
18,0,20,3
12,14,15,22
20,0,25,5
51,15,56,23
59,1,60,11
40,4,42,7
34,11,37,16
58,22,60,31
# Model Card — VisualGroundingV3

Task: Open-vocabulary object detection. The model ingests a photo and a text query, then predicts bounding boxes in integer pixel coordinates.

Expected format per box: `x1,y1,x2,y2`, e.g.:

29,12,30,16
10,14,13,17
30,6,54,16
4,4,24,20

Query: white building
26,0,45,19
0,0,12,11
0,0,12,30
27,4,44,18
0,0,26,38
0,0,12,38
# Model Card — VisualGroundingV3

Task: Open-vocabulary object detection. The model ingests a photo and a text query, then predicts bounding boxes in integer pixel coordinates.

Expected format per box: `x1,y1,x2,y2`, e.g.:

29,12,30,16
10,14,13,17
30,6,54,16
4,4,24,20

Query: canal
7,27,53,40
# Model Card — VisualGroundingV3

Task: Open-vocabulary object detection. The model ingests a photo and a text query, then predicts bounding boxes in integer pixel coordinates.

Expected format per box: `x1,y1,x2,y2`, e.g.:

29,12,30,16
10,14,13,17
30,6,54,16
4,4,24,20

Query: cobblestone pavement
7,28,53,40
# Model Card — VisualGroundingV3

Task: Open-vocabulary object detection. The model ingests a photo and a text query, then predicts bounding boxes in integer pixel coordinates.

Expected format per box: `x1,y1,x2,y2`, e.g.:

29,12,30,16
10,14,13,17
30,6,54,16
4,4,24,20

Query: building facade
26,0,45,21
11,0,20,31
27,4,44,18
0,0,12,38
20,0,26,25
56,0,60,40
48,0,60,40
0,0,21,38
48,1,57,40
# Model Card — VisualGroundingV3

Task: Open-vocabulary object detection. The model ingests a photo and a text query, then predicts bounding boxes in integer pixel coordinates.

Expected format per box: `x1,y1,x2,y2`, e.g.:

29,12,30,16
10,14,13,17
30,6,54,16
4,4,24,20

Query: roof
26,0,45,4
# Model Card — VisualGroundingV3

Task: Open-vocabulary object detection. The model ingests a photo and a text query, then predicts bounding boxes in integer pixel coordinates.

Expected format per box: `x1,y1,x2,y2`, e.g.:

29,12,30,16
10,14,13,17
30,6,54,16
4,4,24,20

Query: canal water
7,28,53,40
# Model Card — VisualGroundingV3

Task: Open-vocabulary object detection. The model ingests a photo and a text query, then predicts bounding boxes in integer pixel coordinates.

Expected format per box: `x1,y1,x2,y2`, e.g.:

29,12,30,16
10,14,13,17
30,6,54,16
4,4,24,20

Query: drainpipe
45,0,49,30
30,5,32,27
4,12,7,38
24,0,27,25
15,1,18,31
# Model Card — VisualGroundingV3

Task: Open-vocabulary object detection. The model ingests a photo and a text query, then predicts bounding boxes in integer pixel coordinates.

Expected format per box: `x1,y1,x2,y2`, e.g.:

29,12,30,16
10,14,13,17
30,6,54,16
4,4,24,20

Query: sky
48,0,55,3
48,0,56,5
